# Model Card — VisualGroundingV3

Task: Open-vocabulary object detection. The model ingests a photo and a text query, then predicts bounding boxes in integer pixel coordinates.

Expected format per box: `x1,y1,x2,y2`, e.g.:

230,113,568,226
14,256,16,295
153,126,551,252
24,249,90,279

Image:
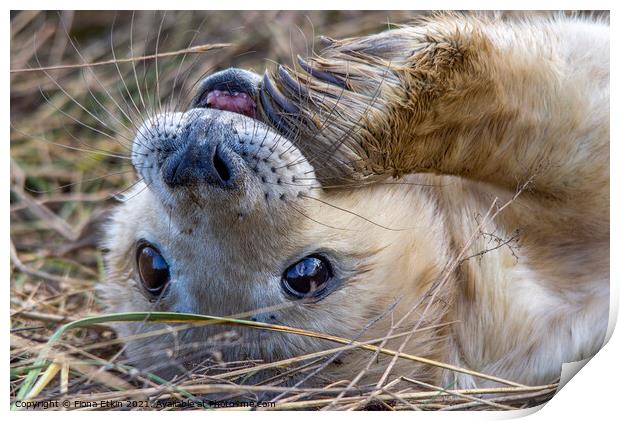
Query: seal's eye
282,255,332,298
136,243,170,295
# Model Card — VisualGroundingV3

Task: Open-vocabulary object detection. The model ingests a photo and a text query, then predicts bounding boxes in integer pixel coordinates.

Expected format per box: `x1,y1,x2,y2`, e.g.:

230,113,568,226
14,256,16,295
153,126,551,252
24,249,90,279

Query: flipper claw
297,56,347,89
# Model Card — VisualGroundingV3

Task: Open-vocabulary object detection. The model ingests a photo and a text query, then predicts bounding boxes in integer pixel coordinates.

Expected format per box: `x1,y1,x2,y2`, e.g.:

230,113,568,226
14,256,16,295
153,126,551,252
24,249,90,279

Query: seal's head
102,64,451,383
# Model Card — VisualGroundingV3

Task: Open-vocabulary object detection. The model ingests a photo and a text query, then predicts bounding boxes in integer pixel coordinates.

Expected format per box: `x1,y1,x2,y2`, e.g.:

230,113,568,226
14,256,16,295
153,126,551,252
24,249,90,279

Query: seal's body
102,14,609,389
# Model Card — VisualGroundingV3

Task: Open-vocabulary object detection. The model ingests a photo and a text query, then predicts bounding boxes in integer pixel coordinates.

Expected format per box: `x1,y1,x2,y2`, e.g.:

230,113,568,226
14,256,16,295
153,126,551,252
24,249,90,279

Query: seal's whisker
31,53,137,154
112,11,165,155
310,180,453,189
168,20,208,116
11,123,135,167
154,12,166,117
30,32,124,140
129,12,147,114
36,87,136,152
110,175,148,201
24,169,137,195
118,177,153,203
110,14,152,135
60,123,145,159
138,18,157,128
299,193,410,231
55,14,144,142
288,202,356,231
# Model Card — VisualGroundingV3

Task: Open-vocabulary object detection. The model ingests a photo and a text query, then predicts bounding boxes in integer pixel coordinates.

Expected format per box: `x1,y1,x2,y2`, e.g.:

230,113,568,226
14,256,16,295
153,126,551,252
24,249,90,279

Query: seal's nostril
213,146,231,183
161,141,236,189
161,148,187,188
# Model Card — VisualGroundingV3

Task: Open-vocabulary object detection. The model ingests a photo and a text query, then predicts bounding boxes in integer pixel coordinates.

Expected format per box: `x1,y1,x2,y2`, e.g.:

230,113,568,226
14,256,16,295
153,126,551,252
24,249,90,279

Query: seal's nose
160,119,236,189
161,142,233,188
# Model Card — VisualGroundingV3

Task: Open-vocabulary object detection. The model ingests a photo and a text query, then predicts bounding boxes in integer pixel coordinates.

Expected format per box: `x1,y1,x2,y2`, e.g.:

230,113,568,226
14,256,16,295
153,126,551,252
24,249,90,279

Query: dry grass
10,10,558,411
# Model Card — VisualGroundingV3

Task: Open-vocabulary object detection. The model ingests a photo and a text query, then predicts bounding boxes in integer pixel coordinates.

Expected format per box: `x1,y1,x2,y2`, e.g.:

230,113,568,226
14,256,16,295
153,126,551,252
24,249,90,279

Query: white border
4,2,617,419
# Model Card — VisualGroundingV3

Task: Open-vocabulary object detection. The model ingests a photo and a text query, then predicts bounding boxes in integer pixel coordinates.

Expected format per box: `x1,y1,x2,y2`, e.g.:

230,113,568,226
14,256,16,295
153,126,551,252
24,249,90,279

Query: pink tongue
205,90,257,118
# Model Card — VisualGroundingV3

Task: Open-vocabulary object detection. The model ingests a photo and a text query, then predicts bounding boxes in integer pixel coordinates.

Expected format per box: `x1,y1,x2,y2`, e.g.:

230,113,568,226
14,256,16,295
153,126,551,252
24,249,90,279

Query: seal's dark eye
136,243,170,295
282,255,332,298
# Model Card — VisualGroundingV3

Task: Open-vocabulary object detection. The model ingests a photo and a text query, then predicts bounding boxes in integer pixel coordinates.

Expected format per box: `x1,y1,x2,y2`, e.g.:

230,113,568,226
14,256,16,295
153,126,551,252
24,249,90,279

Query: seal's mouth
191,65,326,140
203,90,257,119
186,63,362,187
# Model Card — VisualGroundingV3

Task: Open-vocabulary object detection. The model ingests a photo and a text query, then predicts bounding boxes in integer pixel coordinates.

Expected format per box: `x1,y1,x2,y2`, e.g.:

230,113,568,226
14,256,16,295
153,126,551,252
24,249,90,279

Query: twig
400,376,517,411
10,43,231,73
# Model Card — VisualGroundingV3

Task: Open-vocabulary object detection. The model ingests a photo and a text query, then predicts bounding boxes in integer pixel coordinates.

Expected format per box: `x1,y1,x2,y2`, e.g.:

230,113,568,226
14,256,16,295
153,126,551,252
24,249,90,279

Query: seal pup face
102,67,451,383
